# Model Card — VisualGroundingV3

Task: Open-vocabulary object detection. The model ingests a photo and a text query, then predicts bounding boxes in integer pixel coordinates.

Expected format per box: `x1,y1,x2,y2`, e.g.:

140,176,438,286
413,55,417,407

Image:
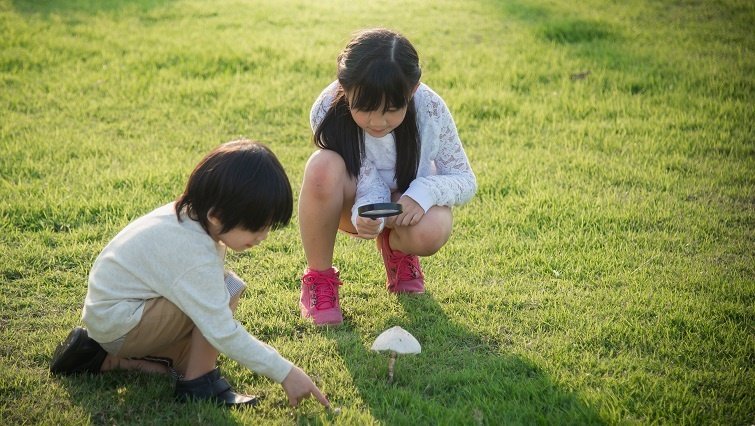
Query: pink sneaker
377,229,425,294
300,267,343,325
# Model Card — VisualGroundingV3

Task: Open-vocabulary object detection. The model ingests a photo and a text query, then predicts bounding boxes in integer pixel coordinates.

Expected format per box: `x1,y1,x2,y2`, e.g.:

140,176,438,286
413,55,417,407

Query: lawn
1,0,753,424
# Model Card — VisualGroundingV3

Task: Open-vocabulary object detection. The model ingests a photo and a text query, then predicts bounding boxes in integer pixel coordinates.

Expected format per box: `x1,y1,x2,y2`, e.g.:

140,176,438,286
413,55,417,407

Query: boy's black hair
314,28,421,192
175,140,293,234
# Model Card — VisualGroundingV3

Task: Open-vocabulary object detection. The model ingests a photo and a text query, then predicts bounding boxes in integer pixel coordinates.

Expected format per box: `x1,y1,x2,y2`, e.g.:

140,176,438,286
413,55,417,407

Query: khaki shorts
101,271,246,375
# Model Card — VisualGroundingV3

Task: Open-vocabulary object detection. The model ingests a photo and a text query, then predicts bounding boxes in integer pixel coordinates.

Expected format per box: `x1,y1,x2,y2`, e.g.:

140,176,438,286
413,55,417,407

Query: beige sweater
82,203,293,383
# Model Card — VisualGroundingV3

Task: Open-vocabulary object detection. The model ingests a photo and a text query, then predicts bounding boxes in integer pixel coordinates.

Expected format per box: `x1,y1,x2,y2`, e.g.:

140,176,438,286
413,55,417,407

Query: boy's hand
281,366,330,408
355,215,382,239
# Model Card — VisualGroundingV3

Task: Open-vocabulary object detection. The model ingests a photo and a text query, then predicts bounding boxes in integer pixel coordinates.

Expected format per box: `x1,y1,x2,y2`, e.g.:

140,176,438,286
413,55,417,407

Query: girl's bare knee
414,233,447,256
410,214,452,255
304,151,347,190
394,225,447,256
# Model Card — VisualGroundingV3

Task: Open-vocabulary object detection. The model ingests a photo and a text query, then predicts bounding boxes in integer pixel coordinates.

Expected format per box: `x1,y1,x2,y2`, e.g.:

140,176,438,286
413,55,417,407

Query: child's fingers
385,216,395,228
357,217,382,238
287,389,329,409
409,211,423,226
396,208,423,227
397,212,414,227
311,386,330,408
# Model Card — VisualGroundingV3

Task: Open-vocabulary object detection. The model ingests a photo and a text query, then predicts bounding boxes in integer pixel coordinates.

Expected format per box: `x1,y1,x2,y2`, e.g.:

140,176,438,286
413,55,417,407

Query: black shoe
175,368,260,408
50,327,108,375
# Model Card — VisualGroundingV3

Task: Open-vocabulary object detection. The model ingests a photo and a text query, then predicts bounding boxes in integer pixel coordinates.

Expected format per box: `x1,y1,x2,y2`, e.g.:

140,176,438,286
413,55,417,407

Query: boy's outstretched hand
281,365,330,408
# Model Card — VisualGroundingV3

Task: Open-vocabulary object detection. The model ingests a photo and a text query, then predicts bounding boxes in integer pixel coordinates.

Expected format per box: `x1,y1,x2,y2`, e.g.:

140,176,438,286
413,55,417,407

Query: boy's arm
168,264,293,383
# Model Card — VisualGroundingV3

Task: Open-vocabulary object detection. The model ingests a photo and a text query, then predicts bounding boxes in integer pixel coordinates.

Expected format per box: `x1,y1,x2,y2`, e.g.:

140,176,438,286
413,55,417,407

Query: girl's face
346,91,408,138
207,214,270,252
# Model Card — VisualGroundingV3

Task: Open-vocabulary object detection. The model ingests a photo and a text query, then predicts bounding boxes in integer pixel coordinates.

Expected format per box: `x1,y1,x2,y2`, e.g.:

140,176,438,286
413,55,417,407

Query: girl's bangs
348,62,410,112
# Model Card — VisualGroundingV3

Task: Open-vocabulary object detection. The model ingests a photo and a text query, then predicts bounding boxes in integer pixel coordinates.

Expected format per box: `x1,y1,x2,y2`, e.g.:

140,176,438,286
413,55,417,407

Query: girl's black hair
314,28,421,192
175,140,293,234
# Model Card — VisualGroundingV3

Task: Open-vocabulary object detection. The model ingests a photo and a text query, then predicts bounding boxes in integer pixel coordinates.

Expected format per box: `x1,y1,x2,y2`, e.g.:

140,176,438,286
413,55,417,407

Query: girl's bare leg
388,206,453,256
298,150,356,270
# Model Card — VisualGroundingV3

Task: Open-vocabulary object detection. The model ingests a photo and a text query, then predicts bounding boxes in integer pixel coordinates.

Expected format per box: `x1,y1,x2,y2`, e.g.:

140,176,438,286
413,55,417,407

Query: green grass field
1,0,753,424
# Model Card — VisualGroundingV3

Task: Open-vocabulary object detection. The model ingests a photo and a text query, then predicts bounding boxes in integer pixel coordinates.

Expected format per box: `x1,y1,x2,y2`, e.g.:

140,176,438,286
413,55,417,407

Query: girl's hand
280,365,330,408
355,215,382,239
390,196,424,228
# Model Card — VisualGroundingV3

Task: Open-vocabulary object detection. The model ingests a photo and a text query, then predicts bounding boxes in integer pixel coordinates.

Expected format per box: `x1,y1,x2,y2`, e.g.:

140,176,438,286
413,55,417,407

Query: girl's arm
403,88,477,211
351,157,392,231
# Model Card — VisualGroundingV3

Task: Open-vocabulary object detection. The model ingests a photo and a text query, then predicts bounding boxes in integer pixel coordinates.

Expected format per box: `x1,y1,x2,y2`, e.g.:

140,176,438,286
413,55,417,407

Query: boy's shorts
100,271,246,375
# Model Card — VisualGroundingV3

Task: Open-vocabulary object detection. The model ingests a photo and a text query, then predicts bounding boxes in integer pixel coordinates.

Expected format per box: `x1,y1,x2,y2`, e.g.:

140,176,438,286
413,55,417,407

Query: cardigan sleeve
403,86,477,211
351,157,391,230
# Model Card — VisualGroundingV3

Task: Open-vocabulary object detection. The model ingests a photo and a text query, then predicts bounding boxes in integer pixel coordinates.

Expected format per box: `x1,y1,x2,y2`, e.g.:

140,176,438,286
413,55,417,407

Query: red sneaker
377,229,425,294
300,267,343,325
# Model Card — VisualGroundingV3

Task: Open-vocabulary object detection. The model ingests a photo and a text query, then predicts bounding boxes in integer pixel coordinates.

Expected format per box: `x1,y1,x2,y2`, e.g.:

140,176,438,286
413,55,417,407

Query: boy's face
215,226,270,252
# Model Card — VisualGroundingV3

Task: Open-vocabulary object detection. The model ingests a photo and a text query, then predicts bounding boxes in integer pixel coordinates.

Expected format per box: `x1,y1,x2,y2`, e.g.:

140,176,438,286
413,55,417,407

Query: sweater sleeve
403,86,477,211
168,264,293,383
351,157,392,230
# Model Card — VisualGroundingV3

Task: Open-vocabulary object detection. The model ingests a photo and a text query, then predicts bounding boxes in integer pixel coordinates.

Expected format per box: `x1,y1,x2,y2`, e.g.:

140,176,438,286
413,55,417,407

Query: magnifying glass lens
358,203,402,218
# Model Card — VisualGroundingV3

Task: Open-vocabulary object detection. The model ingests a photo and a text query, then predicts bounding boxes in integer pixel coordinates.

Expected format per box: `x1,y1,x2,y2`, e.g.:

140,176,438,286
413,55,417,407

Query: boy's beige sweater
82,203,292,383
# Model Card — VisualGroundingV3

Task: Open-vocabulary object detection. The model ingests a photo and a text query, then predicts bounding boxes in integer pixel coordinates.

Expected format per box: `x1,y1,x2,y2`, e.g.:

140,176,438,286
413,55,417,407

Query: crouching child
50,140,330,409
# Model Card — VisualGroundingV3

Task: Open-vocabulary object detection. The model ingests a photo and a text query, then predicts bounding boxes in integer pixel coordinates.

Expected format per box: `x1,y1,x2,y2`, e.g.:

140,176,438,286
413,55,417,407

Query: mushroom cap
370,326,421,354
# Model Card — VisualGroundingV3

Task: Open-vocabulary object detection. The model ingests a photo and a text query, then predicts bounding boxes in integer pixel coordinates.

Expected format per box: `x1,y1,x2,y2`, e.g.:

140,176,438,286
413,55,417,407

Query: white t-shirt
82,203,293,383
310,81,477,227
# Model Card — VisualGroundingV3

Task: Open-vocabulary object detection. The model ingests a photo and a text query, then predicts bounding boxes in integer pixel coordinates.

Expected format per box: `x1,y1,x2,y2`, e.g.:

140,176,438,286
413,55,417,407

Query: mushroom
370,326,421,383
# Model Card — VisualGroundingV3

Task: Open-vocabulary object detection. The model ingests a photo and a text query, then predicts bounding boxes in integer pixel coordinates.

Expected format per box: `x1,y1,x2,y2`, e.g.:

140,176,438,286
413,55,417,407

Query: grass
1,0,753,424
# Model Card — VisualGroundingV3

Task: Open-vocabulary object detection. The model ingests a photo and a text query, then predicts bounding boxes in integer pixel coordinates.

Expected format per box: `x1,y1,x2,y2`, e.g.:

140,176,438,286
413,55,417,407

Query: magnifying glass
358,203,402,218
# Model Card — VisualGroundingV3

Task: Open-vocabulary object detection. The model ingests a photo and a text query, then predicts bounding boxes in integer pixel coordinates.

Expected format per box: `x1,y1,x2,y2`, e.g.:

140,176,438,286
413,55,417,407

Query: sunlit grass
1,0,753,424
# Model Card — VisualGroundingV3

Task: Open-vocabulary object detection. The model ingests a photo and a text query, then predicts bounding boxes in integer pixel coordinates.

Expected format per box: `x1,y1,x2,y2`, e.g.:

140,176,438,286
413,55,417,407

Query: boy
51,140,329,409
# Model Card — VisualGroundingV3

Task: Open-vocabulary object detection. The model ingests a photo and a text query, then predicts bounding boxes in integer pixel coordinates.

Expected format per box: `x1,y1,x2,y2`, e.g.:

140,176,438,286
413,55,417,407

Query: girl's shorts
99,271,246,374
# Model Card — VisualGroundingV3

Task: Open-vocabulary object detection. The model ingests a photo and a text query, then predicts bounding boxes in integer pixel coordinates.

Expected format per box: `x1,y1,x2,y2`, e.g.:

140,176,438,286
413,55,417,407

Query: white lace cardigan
310,81,477,227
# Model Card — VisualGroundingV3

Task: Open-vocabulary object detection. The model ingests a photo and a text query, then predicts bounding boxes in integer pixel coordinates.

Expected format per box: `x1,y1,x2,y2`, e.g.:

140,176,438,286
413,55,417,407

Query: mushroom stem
387,351,397,383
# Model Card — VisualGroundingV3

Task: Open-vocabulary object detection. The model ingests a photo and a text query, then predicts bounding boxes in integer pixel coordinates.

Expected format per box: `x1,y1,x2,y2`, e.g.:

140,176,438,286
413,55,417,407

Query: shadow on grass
490,0,752,102
488,0,676,98
332,293,603,425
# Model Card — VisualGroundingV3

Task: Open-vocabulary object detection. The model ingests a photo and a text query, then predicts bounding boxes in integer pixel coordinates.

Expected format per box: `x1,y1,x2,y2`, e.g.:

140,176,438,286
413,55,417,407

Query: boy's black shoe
50,327,108,375
175,368,260,408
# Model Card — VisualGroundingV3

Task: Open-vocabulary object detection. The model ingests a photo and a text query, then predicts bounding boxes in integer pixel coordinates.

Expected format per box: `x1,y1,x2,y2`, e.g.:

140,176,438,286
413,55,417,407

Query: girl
51,140,330,409
298,28,477,326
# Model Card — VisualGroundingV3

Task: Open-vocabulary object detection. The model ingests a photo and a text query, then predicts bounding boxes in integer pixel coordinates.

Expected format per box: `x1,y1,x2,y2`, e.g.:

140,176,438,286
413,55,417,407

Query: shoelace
392,253,423,281
305,275,341,310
